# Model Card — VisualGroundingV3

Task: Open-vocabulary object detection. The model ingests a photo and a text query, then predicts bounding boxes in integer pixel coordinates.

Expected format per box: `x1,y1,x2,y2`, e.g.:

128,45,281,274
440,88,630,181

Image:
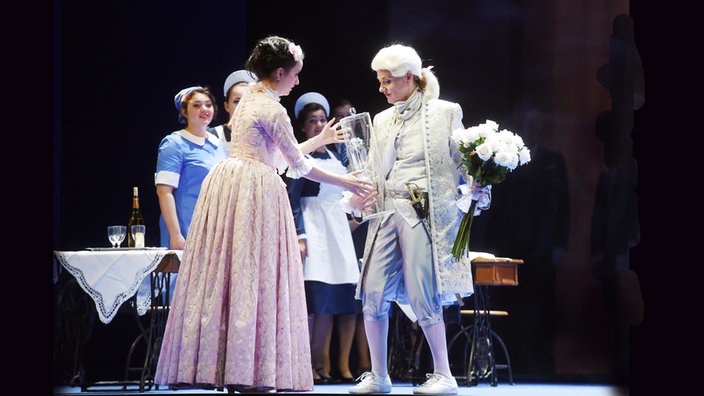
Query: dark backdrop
50,0,668,393
54,0,526,252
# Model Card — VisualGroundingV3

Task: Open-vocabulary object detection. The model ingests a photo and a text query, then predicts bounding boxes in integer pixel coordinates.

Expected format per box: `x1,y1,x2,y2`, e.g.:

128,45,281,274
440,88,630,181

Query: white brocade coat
357,96,474,305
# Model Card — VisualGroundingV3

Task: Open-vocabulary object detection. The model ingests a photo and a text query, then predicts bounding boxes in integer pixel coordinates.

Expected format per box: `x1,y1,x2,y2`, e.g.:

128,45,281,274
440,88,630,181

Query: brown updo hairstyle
245,35,304,80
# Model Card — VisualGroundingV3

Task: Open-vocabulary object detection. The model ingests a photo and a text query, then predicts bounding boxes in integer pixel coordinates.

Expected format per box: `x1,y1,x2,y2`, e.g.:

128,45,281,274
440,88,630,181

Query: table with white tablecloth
54,249,182,323
53,248,182,391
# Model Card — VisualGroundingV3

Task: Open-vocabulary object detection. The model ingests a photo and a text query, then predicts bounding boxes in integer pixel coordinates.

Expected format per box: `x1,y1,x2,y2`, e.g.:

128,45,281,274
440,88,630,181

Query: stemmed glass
107,225,127,248
130,225,145,248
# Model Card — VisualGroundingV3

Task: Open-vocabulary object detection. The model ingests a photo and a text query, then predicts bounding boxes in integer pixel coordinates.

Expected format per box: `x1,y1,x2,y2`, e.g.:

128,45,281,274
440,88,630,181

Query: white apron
301,149,360,285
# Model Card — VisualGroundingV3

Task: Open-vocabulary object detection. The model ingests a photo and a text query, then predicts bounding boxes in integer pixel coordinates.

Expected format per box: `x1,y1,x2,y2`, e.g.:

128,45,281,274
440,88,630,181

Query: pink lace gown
154,82,314,392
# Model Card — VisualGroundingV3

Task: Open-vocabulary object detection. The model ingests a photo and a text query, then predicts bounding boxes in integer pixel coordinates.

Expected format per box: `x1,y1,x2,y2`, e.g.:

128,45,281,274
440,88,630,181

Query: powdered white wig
371,44,421,77
371,44,440,100
422,67,440,100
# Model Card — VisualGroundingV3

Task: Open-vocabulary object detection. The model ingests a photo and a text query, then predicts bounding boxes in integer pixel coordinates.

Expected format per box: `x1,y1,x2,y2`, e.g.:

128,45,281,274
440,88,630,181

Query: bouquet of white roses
451,119,531,260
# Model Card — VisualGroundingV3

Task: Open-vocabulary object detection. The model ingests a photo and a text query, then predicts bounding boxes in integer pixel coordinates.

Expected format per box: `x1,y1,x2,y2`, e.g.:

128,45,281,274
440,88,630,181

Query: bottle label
134,231,145,248
131,225,146,248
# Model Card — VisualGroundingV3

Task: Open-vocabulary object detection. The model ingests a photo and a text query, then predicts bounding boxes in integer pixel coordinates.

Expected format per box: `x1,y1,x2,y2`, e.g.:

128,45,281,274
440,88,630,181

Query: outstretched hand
341,170,374,197
318,117,351,146
349,189,379,212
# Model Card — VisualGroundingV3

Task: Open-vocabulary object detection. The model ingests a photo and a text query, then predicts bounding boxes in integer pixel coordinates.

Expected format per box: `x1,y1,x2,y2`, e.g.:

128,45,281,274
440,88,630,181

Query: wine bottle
127,186,145,247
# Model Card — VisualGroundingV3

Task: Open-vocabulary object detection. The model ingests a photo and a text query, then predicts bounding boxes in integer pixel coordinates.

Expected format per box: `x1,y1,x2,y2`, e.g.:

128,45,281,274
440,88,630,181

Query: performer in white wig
348,43,489,395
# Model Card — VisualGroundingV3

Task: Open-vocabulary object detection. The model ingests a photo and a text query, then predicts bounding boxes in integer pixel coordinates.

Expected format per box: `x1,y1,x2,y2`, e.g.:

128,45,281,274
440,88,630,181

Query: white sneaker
413,373,458,395
348,371,392,394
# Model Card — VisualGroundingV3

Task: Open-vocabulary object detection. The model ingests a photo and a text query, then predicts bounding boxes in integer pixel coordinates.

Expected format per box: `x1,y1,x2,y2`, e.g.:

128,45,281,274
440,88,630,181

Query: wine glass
107,226,119,248
115,226,127,247
107,225,127,248
130,225,146,248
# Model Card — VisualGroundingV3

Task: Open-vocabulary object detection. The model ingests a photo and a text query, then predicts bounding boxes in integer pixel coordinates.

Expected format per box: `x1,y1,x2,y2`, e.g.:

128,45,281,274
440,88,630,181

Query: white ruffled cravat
379,90,423,178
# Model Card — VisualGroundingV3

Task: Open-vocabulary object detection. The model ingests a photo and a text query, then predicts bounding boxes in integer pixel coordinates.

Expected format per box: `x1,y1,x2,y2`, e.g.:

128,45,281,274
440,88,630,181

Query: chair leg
490,329,514,385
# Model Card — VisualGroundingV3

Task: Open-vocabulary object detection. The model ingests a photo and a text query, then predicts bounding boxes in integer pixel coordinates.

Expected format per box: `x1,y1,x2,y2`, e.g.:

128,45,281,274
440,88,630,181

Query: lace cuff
340,191,363,218
285,156,314,179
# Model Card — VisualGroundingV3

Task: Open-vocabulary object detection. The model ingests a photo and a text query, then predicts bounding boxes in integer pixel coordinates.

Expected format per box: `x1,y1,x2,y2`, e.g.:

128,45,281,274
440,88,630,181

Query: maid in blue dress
155,86,227,250
287,92,361,383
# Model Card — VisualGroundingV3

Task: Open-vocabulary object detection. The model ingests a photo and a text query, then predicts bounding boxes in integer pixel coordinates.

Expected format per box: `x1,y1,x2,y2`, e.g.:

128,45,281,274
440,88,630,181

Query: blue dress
155,129,227,247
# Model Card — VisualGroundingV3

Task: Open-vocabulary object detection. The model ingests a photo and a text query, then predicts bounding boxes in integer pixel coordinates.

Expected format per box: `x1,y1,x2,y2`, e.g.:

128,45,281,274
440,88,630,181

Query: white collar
253,81,280,101
176,129,221,147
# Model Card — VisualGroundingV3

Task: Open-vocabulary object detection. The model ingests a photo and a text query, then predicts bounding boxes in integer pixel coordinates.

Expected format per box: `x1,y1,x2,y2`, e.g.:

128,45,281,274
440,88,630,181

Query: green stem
452,200,477,260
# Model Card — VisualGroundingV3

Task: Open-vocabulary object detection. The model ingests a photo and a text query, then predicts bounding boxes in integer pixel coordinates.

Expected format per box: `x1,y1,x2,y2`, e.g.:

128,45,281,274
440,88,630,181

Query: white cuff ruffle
339,191,362,218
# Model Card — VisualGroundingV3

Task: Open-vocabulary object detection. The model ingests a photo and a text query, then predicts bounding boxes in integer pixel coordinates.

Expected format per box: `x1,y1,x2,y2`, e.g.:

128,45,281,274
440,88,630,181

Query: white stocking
364,318,389,377
421,320,452,377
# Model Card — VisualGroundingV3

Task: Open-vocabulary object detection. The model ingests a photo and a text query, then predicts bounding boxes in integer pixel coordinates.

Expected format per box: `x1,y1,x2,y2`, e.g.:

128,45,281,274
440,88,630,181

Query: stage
53,381,626,396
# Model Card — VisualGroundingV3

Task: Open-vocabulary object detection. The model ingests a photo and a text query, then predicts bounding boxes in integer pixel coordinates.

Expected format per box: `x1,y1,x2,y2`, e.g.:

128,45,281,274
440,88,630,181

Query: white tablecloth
53,249,182,324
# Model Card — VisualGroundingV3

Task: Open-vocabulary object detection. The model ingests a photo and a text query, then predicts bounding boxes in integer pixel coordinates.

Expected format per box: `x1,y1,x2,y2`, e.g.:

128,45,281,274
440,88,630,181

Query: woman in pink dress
154,35,372,393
